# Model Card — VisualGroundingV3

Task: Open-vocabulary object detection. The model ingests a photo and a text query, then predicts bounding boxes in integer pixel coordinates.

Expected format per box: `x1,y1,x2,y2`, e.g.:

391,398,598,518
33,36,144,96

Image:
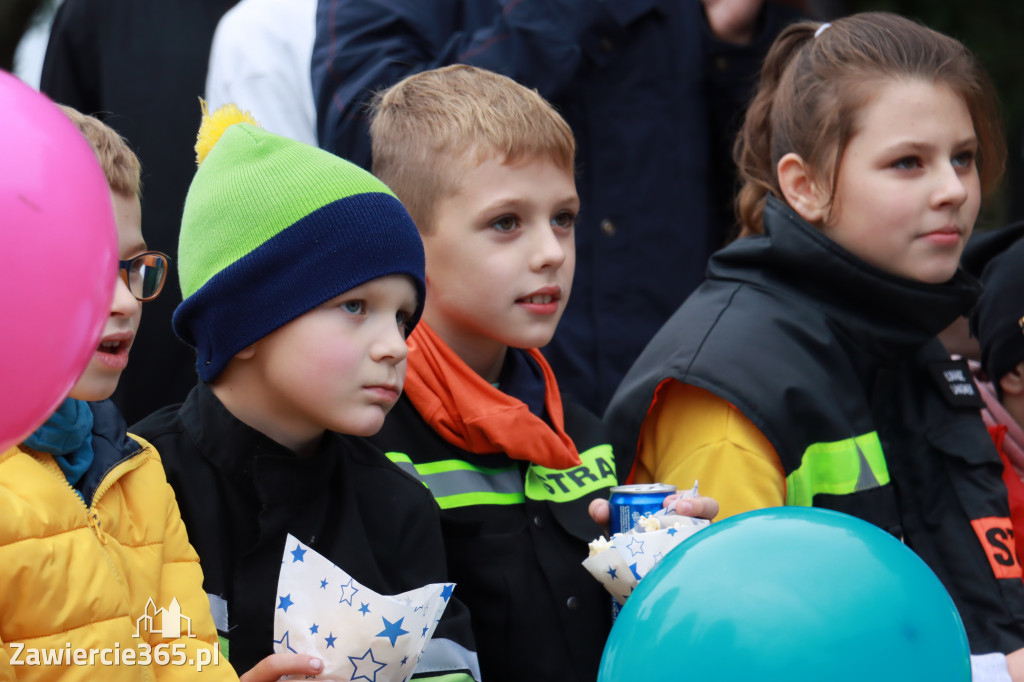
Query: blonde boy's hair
59,105,142,199
369,65,575,233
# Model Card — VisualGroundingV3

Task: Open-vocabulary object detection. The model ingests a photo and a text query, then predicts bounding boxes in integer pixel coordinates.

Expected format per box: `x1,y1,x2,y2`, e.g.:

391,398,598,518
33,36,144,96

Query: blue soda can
608,483,677,534
608,483,677,621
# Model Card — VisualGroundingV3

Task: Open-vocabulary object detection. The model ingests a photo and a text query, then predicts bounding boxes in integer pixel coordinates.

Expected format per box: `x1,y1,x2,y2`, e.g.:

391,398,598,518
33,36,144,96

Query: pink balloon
0,71,118,453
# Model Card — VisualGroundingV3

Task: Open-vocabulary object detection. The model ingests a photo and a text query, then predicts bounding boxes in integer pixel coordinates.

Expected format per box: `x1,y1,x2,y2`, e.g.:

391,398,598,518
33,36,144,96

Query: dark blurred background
9,0,1020,219
1,0,45,72
6,0,1022,312
12,0,1018,221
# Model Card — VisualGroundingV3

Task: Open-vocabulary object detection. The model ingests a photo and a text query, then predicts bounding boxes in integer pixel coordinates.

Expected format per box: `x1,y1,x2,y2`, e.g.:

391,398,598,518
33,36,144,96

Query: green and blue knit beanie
173,104,425,381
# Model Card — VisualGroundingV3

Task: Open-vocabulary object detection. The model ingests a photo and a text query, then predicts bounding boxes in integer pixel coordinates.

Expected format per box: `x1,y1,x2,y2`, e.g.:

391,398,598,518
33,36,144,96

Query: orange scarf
403,322,581,469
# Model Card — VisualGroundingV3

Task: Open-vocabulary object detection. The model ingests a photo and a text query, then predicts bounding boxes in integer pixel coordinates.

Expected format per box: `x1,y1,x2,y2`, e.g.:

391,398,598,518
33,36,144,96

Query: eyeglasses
119,251,170,302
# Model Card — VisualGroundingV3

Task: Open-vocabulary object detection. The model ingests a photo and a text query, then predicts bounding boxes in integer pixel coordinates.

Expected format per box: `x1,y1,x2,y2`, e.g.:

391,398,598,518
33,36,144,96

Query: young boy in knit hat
969,226,1024,569
365,65,718,682
1,105,235,679
131,105,480,682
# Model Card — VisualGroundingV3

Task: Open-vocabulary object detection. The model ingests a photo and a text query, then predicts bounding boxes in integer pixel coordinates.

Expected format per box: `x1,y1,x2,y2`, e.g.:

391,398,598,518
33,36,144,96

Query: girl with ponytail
605,12,1024,678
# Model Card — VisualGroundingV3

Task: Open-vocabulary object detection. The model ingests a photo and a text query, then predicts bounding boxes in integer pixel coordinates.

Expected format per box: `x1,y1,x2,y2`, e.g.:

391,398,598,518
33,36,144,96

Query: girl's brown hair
734,12,1004,235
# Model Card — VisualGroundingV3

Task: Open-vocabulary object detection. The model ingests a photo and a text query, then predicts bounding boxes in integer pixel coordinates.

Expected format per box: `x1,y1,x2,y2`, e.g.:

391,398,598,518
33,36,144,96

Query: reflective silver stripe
385,452,525,508
206,593,228,632
415,637,481,681
387,455,422,481
422,466,524,499
854,440,882,492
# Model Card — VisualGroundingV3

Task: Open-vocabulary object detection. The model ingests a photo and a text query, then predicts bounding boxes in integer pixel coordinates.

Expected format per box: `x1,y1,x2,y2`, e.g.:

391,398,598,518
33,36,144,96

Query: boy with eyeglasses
0,105,237,679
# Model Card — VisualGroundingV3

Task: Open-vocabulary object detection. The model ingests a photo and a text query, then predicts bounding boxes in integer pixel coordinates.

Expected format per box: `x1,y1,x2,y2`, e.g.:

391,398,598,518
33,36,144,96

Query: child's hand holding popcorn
582,484,715,605
588,493,720,534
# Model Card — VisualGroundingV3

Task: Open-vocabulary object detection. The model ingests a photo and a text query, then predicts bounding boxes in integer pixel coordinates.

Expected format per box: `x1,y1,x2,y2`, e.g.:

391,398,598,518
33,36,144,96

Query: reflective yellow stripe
525,444,616,502
385,444,615,508
433,491,527,509
385,452,525,509
785,431,890,507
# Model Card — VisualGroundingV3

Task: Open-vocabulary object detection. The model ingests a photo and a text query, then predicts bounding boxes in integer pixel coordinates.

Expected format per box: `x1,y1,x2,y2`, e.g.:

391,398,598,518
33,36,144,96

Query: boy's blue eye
490,215,518,232
396,310,415,337
341,300,365,314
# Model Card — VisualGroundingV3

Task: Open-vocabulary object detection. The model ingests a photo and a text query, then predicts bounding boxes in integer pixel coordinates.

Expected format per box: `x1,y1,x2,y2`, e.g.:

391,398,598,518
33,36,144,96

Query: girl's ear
777,153,829,225
999,363,1024,397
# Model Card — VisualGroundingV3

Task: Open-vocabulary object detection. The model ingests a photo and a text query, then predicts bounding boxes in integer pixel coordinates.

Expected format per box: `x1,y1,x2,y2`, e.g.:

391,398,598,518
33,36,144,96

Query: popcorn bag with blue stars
583,487,710,605
274,535,455,681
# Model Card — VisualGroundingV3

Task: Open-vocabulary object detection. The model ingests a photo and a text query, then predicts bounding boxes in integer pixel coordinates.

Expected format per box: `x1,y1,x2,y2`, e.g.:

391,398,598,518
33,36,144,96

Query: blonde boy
367,64,616,682
0,106,234,679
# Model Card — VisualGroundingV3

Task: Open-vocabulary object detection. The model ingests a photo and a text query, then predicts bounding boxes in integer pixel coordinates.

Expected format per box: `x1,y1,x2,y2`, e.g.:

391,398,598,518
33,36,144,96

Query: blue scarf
23,398,95,500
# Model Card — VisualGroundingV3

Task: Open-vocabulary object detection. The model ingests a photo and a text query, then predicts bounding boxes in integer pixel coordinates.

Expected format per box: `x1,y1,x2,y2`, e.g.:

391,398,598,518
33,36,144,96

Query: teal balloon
598,507,970,681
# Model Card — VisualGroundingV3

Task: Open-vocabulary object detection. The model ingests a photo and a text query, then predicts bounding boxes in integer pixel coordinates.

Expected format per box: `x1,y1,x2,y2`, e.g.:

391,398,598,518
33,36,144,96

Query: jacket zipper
36,445,150,543
31,446,159,681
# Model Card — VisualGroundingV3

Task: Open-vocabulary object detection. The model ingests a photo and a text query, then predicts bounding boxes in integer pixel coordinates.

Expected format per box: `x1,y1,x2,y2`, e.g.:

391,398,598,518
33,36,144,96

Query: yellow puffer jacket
0,418,238,681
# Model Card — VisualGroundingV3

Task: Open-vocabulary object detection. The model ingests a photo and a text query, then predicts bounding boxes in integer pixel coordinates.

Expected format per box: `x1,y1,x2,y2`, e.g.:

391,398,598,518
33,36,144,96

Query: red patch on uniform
971,516,1023,579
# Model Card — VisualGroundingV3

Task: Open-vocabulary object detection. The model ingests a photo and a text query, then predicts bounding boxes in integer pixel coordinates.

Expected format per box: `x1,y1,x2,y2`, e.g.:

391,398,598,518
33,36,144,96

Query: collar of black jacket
182,382,340,505
708,195,981,357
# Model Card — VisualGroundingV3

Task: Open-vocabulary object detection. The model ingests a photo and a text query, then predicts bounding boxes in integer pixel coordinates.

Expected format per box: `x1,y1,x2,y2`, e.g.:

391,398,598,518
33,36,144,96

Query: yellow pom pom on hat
194,99,260,165
174,101,426,382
